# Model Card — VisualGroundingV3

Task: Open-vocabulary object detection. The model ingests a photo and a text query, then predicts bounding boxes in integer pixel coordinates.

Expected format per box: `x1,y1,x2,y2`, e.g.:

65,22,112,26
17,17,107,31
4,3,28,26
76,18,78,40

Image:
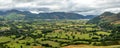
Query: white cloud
0,0,120,15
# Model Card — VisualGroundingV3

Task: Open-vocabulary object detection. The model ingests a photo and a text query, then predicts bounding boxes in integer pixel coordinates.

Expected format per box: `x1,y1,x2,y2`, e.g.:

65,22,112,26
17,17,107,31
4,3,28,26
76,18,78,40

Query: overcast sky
0,0,120,15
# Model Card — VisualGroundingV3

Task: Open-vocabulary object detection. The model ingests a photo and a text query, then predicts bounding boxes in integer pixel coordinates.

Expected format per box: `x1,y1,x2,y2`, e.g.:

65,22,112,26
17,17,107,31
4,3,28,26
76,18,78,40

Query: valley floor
0,19,120,48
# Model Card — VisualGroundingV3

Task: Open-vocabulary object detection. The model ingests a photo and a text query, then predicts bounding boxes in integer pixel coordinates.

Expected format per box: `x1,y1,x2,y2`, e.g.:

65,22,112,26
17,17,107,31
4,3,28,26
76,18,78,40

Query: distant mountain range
0,10,96,20
88,12,120,24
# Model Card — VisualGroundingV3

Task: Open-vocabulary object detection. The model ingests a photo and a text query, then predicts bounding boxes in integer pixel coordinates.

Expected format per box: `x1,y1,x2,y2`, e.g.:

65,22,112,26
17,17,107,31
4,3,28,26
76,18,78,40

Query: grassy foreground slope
62,45,120,48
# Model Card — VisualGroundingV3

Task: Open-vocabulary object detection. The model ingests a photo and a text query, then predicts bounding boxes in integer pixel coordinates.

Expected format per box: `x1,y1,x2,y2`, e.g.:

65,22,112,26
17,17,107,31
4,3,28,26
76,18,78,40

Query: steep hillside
87,12,120,24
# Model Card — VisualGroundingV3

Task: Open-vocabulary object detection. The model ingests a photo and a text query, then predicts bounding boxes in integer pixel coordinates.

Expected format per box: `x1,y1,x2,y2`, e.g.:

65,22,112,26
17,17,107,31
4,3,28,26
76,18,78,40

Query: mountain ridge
0,10,95,19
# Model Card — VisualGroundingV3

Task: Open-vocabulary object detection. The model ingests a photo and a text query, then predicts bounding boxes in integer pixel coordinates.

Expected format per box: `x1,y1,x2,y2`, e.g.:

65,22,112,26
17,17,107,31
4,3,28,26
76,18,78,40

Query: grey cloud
0,0,120,15
13,0,34,3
